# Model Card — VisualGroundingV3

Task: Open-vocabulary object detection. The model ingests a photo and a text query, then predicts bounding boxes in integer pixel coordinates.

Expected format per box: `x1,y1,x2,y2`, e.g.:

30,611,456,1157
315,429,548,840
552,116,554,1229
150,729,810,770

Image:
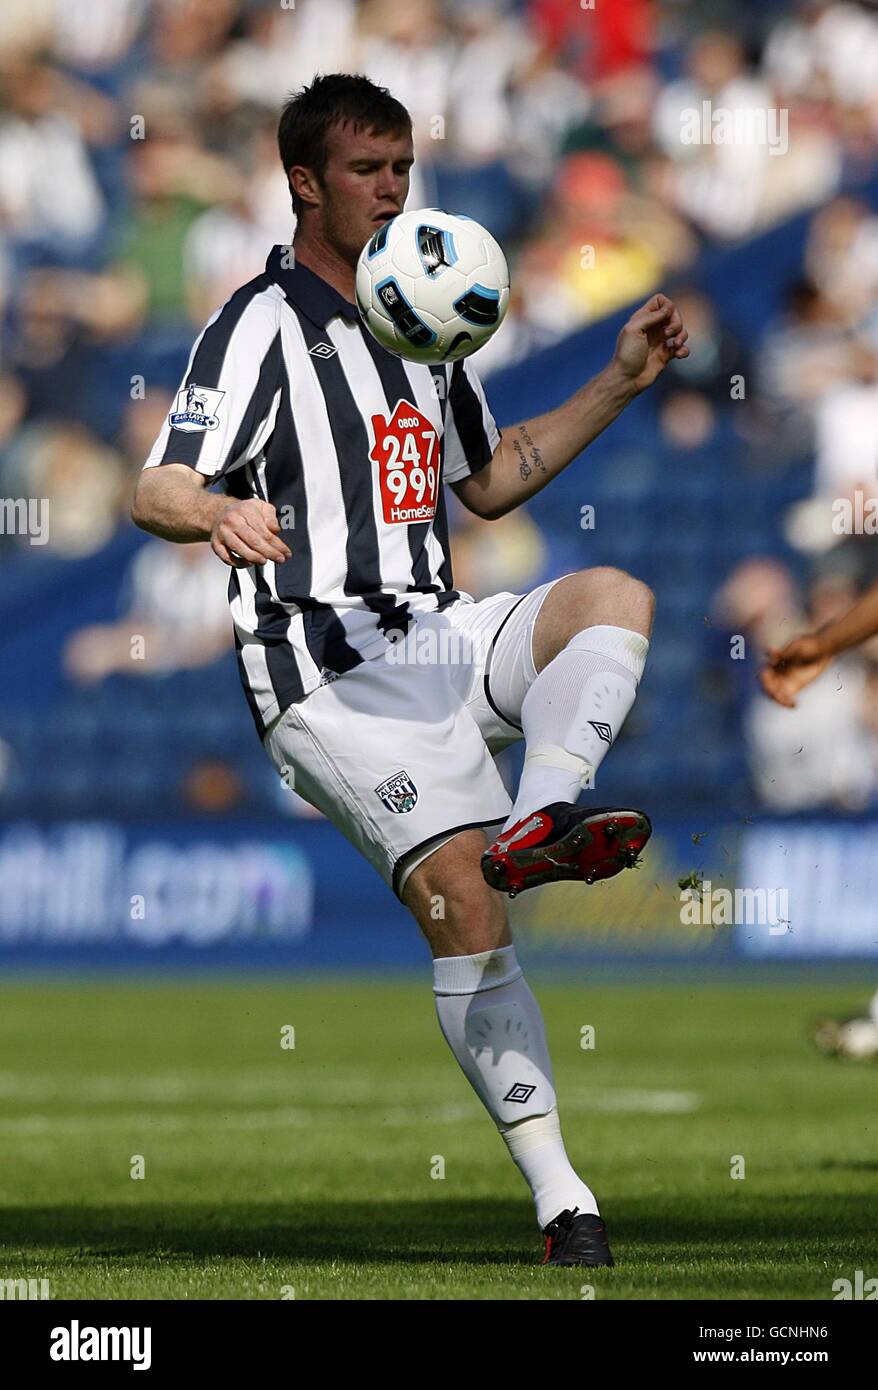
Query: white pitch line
0,1103,476,1136
0,1088,700,1138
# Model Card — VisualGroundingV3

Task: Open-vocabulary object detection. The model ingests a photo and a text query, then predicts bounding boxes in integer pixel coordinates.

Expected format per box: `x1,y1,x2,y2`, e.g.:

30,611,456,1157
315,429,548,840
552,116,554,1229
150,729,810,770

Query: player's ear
288,165,321,211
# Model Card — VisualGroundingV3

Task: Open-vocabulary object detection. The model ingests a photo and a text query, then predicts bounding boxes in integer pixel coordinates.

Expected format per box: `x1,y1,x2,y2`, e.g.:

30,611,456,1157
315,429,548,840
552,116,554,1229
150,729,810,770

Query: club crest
375,770,418,814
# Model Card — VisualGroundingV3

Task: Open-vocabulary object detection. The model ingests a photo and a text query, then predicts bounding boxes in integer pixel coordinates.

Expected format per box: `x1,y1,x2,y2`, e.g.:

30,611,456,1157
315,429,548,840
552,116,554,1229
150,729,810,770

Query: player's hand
211,498,292,568
613,294,689,392
759,635,832,708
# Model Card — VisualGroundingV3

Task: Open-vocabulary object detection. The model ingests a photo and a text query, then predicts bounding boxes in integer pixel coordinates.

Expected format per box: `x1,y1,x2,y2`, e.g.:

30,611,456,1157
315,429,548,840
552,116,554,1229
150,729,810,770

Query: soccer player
762,578,878,1061
132,74,689,1266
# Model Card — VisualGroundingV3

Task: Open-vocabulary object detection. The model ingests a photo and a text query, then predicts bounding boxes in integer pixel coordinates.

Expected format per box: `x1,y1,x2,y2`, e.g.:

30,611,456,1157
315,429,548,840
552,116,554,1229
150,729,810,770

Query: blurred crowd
2,0,878,815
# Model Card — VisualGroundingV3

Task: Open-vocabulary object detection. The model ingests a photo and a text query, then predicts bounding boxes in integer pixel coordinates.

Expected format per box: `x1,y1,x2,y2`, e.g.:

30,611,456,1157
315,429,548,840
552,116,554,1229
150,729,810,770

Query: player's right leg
401,830,614,1267
262,650,613,1265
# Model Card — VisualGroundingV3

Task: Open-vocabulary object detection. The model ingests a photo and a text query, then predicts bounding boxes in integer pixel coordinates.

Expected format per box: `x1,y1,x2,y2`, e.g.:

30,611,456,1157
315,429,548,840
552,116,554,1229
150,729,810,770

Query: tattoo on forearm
513,423,545,482
512,435,530,480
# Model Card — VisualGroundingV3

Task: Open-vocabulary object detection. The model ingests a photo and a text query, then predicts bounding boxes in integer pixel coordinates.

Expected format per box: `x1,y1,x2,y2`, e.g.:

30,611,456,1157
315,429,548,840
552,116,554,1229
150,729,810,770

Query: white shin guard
433,946,557,1125
433,946,599,1226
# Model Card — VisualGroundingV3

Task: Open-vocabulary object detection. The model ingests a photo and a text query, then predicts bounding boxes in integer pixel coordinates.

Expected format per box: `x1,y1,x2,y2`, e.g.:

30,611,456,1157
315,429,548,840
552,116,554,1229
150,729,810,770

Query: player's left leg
478,566,654,894
508,565,653,820
402,830,613,1266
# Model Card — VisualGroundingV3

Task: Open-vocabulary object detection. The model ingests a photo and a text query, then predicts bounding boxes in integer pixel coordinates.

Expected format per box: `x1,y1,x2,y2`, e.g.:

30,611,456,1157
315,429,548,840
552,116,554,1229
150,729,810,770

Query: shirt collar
265,244,360,327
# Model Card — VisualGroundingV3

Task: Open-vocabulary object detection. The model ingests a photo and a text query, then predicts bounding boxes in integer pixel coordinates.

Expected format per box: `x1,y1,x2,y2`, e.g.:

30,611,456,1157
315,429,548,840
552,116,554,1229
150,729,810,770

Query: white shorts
263,577,567,899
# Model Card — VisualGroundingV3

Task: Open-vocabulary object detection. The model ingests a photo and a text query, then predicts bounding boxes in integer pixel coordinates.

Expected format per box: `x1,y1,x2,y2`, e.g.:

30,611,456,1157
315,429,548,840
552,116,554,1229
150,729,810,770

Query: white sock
433,945,599,1227
504,624,649,830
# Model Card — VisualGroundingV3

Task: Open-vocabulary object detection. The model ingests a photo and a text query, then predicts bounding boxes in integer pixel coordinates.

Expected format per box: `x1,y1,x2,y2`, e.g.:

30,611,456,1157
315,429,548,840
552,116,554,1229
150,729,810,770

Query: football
355,208,510,364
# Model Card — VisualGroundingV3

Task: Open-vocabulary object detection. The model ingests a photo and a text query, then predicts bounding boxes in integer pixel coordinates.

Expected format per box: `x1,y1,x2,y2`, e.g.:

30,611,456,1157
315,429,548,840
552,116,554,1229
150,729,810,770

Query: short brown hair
278,73,412,217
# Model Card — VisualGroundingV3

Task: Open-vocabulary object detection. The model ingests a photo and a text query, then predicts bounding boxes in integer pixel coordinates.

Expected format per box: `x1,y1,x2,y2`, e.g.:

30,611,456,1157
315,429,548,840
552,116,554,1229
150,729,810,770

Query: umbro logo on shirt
309,342,337,358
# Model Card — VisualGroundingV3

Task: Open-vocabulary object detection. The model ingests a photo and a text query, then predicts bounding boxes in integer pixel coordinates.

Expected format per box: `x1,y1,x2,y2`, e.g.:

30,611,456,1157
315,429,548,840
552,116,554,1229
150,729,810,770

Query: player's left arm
452,294,688,520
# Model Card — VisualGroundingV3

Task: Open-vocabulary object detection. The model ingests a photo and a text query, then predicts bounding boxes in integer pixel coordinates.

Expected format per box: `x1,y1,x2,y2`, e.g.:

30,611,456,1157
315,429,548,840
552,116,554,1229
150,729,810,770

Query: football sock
504,624,649,830
433,945,599,1226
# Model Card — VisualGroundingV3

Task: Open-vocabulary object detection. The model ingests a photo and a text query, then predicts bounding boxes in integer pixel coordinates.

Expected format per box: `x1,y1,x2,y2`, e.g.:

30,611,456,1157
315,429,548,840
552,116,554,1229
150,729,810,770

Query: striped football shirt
142,244,500,737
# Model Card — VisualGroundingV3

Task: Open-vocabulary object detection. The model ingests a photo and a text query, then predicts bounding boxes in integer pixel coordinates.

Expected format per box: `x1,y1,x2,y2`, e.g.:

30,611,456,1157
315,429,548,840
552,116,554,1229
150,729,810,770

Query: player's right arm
132,465,291,568
760,579,878,707
131,290,291,568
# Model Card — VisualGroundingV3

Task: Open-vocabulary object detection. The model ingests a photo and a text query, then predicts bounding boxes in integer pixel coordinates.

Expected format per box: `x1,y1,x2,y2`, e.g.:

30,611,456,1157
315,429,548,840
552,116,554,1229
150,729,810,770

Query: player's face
316,122,414,264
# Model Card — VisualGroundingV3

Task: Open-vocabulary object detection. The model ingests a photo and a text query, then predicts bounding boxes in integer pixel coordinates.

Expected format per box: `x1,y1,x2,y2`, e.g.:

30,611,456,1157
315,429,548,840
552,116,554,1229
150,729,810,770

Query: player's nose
375,166,402,201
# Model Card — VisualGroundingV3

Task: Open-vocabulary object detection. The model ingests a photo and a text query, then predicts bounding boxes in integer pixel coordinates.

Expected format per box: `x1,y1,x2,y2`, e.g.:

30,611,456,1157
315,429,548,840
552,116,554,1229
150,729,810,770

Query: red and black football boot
541,1208,615,1267
481,802,651,898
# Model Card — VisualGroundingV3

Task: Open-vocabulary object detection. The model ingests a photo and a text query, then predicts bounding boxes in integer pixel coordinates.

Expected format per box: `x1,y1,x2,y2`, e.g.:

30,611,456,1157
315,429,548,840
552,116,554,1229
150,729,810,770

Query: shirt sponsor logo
169,383,225,432
369,399,440,525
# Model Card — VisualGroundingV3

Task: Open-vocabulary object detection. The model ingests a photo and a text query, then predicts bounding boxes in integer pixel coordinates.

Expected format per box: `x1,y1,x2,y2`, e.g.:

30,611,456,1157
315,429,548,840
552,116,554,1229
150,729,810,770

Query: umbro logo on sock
503,1083,536,1104
588,720,613,744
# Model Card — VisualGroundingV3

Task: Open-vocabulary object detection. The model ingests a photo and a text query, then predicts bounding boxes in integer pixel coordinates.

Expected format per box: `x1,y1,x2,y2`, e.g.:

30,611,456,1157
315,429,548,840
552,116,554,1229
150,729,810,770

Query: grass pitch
0,976,875,1300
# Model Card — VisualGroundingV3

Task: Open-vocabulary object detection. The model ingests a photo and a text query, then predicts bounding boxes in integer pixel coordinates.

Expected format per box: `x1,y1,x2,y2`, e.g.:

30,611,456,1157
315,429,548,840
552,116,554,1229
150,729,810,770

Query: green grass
0,977,875,1299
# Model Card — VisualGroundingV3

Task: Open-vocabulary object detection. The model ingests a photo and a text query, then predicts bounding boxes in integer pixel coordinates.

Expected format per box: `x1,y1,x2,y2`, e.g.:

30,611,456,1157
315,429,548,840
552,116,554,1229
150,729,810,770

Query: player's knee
539,569,654,661
402,830,510,956
616,569,655,626
576,566,654,620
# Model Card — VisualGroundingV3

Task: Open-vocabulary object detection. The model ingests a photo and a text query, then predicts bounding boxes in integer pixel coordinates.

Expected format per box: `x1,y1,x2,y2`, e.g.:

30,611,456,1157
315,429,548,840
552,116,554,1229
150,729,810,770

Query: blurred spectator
655,28,840,239
0,49,116,261
655,286,750,405
756,278,862,447
713,557,803,657
110,120,243,328
448,500,548,600
181,758,245,814
148,0,242,83
63,539,232,681
200,0,358,115
763,0,878,112
529,0,653,82
658,388,719,450
805,196,878,331
182,120,293,325
0,372,27,496
516,149,697,331
714,558,878,810
357,0,453,158
813,345,878,501
443,1,537,166
780,340,878,568
3,420,125,556
10,266,146,438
